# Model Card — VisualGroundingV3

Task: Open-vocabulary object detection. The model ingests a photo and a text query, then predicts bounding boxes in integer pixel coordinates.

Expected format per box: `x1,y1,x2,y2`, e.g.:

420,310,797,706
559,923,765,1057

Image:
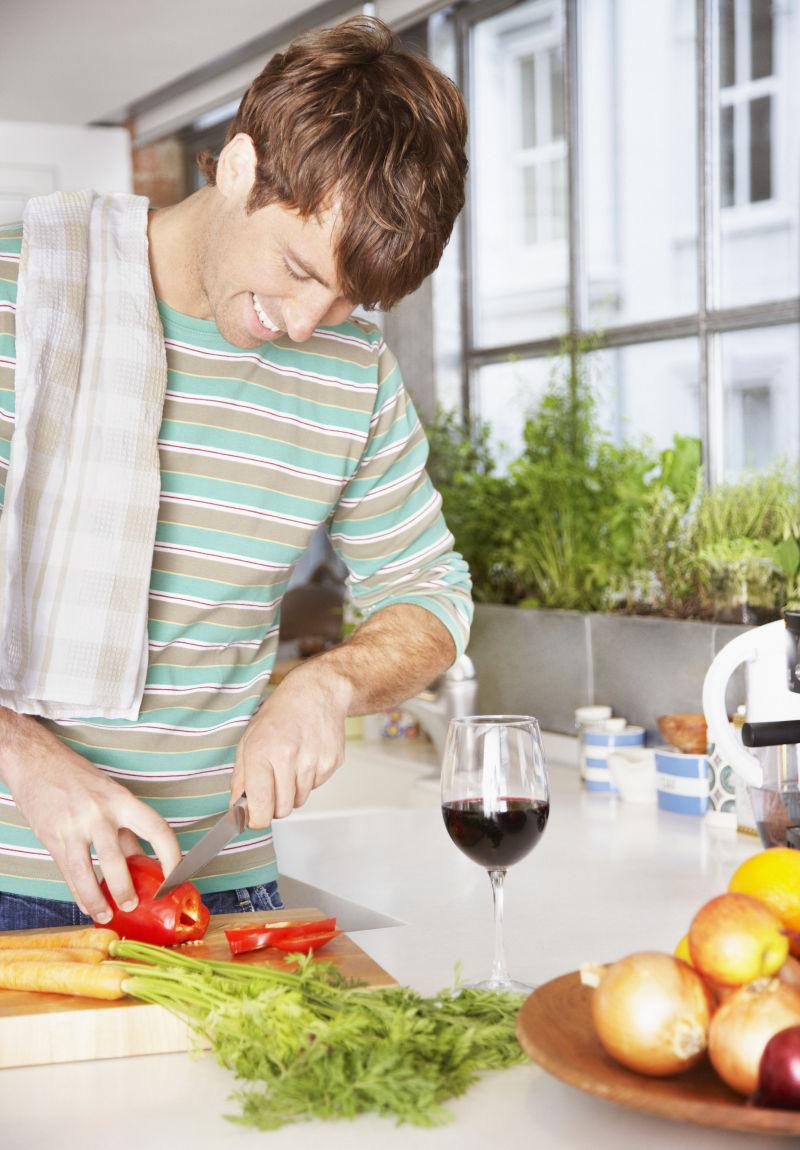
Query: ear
215,133,257,201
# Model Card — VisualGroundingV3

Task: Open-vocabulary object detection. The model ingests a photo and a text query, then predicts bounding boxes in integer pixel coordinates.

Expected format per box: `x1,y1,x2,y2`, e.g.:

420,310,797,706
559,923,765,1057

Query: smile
251,293,282,335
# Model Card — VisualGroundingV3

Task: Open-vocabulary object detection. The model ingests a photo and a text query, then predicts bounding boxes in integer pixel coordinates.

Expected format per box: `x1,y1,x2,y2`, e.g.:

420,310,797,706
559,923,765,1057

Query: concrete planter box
467,604,751,739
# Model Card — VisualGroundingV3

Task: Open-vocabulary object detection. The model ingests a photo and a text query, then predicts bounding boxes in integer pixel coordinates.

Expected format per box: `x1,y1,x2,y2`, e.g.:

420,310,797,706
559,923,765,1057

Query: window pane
552,156,567,240
751,0,773,80
473,356,555,469
520,55,537,148
588,339,701,451
749,95,772,202
522,165,538,244
550,46,565,140
582,0,697,329
470,0,568,348
720,0,736,87
721,104,735,207
719,0,799,306
722,325,800,479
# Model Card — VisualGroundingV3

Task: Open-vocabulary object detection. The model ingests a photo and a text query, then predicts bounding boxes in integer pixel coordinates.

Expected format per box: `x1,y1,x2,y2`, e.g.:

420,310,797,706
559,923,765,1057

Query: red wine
442,797,549,868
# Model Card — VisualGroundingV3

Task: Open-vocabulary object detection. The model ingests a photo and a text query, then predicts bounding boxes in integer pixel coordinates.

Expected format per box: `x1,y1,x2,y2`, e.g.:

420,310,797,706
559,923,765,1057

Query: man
0,16,472,929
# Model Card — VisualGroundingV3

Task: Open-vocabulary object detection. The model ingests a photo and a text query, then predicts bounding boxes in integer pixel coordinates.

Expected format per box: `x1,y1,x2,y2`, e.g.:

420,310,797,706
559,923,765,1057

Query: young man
0,17,472,928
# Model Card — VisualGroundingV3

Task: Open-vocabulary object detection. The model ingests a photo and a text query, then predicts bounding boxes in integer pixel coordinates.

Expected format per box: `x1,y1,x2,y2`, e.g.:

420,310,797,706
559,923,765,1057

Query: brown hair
198,16,467,311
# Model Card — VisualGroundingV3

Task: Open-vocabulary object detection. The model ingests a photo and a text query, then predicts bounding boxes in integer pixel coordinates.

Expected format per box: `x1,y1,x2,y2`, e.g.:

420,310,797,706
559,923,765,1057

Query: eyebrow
285,247,332,291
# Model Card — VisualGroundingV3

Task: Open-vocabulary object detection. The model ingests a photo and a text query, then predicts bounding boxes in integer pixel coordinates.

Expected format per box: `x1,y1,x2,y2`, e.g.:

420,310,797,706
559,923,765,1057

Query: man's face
200,143,357,349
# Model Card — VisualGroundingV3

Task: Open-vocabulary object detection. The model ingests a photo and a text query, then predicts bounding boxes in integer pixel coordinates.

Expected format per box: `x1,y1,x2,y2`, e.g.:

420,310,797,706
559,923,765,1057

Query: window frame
453,0,800,484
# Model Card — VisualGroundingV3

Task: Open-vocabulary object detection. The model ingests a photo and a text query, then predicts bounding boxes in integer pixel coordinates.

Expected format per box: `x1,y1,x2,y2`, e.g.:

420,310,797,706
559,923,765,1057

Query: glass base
462,976,534,995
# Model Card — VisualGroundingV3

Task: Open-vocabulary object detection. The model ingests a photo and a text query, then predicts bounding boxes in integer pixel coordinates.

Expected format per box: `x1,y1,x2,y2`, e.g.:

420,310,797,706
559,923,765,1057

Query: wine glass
441,715,550,993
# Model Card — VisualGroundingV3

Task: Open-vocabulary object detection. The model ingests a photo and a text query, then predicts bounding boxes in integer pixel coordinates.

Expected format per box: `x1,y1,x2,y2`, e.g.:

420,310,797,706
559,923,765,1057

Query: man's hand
230,662,350,828
0,709,182,922
230,604,456,828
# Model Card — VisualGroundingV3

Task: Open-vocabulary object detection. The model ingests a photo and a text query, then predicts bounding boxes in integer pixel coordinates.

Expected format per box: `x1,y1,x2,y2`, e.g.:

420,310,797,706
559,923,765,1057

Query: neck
147,188,214,318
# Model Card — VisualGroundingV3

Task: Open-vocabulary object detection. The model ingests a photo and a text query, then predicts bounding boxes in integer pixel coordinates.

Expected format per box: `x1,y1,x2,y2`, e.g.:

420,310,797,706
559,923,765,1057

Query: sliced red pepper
271,929,342,953
225,917,336,956
97,854,210,946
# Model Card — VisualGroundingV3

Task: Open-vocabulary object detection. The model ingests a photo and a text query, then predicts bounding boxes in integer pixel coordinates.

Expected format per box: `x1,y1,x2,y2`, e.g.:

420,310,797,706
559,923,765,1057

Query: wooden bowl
656,712,708,754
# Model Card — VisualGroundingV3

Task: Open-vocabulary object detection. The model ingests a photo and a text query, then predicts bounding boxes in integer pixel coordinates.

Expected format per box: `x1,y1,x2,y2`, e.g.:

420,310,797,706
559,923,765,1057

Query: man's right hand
0,709,182,922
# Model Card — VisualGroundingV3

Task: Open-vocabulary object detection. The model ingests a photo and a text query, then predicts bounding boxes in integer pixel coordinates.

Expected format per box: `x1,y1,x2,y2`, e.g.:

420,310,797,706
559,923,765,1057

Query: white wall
0,123,132,224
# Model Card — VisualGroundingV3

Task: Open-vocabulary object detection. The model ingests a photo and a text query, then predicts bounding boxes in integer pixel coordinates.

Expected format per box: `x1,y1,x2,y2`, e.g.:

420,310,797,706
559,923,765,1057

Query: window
719,0,775,209
717,0,799,307
722,325,800,478
436,0,800,482
469,0,569,349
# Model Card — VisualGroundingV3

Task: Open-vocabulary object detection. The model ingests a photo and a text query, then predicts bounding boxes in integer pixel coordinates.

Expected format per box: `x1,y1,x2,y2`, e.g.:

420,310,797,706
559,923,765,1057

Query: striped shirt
0,223,472,900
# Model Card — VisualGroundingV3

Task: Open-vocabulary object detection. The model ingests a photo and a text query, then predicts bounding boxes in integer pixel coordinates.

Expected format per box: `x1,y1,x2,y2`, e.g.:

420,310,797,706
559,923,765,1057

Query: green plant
424,342,800,623
650,468,800,620
424,407,517,602
502,339,674,611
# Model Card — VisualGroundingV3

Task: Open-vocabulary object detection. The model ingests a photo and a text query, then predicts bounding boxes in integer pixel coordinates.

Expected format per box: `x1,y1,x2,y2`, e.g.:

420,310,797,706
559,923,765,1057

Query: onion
779,956,800,991
708,978,800,1095
754,1025,800,1109
582,952,714,1076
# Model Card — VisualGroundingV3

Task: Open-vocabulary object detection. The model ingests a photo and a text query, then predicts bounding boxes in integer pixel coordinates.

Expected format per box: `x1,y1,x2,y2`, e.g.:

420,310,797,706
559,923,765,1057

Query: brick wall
132,134,187,208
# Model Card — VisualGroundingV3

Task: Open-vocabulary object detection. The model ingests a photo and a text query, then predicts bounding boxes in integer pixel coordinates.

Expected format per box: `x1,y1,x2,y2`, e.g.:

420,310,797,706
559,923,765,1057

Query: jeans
0,880,284,932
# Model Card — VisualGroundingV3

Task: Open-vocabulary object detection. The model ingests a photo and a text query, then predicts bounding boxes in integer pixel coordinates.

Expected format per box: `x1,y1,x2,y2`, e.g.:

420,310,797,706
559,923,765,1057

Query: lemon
728,847,800,952
674,934,692,964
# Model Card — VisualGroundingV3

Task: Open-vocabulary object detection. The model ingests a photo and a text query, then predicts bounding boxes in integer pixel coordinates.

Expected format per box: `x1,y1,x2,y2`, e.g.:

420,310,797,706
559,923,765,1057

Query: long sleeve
328,342,473,660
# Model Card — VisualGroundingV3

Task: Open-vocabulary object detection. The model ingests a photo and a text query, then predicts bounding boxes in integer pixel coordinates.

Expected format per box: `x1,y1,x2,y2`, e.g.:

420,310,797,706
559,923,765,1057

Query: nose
284,295,354,342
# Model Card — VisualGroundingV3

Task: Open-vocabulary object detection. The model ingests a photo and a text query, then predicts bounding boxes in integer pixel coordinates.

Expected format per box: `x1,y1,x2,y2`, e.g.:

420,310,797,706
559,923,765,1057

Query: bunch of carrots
0,928,127,1000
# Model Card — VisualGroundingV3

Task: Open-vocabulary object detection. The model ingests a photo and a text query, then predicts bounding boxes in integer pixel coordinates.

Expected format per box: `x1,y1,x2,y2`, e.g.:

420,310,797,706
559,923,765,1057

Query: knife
154,795,249,898
153,796,404,932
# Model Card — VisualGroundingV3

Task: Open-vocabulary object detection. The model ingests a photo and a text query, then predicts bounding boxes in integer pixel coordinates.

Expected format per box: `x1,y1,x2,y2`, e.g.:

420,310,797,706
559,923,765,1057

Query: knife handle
231,793,249,829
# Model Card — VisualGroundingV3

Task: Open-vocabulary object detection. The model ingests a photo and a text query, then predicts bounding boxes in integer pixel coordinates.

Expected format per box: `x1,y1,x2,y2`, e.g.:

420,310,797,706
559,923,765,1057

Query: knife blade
276,873,405,933
153,797,405,933
154,795,249,898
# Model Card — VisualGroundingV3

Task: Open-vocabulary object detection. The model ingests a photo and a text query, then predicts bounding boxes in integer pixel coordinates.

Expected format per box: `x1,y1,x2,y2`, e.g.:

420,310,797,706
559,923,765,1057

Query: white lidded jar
575,705,613,782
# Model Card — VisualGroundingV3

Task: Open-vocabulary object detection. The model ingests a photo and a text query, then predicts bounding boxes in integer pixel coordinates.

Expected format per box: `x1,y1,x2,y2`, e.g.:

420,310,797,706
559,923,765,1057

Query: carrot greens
112,940,526,1129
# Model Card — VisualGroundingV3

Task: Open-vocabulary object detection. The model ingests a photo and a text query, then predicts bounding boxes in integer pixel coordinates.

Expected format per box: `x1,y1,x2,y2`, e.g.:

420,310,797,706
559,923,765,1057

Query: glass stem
488,867,509,985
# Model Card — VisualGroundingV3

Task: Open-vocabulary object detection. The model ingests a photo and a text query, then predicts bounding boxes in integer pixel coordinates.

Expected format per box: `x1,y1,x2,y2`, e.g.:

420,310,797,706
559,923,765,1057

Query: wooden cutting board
0,908,397,1069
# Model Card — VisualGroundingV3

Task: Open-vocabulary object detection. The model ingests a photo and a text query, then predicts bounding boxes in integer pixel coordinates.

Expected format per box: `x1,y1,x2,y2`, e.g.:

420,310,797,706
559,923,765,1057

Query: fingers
234,732,275,828
93,826,138,914
61,843,111,923
118,828,142,857
124,802,182,883
230,738,247,807
245,758,276,829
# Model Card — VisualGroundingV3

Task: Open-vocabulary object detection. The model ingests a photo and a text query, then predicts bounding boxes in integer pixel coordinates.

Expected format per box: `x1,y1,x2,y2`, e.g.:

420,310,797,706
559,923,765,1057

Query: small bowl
656,712,708,754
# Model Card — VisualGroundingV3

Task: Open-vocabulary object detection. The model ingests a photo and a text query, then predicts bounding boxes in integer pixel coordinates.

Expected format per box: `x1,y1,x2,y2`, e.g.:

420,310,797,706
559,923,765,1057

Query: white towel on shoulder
0,190,167,719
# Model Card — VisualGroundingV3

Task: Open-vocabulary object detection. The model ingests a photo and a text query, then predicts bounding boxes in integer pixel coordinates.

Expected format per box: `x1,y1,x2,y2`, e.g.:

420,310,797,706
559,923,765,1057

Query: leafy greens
113,940,527,1130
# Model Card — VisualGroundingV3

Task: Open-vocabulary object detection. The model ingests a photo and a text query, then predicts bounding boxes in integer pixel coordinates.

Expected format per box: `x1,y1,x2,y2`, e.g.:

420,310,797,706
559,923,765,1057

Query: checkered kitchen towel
0,190,167,719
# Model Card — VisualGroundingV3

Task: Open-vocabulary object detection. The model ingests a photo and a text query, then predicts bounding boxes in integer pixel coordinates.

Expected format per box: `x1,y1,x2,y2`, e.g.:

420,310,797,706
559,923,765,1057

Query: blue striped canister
582,726,646,792
655,749,710,816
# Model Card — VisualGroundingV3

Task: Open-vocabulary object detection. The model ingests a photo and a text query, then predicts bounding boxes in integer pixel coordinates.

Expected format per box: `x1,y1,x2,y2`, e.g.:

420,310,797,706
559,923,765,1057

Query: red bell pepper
271,929,342,953
225,916,337,956
97,853,210,946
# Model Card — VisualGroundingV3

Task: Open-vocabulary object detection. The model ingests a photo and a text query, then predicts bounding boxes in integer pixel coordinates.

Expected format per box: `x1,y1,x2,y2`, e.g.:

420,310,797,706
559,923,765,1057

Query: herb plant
426,340,800,622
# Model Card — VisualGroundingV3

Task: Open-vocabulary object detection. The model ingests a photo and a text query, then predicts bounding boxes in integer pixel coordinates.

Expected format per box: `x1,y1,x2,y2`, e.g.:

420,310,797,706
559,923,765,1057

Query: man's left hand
230,662,351,828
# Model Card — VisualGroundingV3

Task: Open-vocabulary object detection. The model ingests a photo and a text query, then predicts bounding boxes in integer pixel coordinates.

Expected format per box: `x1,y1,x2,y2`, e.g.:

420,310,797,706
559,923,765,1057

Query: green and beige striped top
0,222,473,900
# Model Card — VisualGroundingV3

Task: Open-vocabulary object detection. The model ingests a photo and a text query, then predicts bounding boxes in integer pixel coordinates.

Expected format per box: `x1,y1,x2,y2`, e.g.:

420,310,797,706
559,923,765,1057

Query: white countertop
1,736,783,1150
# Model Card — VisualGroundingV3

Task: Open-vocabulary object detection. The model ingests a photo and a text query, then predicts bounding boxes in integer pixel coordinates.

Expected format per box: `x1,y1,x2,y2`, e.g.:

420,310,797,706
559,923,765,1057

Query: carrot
0,928,118,954
0,947,105,965
0,960,128,1000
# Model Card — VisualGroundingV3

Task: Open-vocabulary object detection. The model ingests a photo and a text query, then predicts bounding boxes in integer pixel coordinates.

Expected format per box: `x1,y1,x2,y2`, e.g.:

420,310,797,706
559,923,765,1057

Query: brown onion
708,978,800,1095
779,956,800,991
583,952,714,1076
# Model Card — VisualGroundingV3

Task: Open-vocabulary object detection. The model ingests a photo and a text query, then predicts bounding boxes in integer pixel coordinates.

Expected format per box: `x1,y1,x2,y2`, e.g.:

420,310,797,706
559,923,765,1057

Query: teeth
252,293,280,332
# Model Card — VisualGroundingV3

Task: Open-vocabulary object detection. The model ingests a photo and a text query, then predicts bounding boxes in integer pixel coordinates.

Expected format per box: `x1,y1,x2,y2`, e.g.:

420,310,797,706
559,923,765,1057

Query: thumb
230,737,247,806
